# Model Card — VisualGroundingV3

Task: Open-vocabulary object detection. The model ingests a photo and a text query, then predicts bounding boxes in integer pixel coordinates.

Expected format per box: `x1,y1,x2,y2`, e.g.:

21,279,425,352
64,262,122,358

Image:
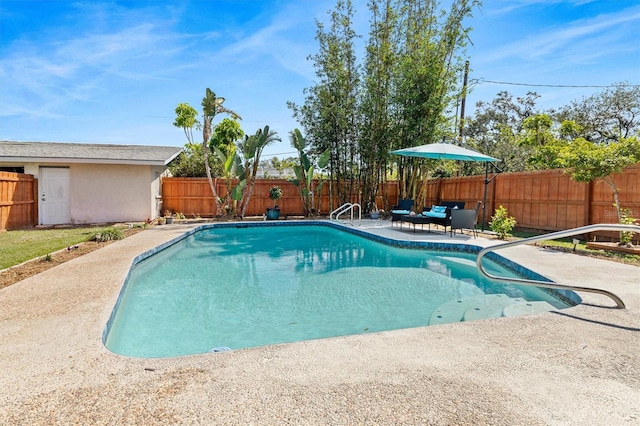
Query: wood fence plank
161,165,638,238
0,172,36,230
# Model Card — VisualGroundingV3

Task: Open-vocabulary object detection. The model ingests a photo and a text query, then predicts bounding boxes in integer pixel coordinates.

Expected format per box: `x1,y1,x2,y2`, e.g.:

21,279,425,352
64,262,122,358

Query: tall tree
173,103,200,144
174,88,241,217
209,117,246,217
289,0,360,208
359,0,397,212
463,91,541,173
556,83,640,144
391,0,480,205
290,0,478,209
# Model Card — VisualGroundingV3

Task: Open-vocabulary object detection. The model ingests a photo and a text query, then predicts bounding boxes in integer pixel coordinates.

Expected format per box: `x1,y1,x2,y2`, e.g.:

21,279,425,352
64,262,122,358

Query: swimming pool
104,222,576,358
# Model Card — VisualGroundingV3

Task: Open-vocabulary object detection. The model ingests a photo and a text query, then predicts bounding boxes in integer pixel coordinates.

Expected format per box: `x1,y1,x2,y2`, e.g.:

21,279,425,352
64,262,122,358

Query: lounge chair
421,202,465,234
391,199,414,226
450,201,482,238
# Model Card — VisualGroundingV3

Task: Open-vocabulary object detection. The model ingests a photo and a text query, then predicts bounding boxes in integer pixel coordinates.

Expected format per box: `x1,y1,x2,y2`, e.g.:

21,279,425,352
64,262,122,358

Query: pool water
104,225,571,358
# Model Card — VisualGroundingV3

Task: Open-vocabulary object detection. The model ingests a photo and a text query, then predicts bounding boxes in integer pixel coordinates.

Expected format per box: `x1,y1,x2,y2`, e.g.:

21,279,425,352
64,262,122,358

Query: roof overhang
0,141,183,166
0,156,178,166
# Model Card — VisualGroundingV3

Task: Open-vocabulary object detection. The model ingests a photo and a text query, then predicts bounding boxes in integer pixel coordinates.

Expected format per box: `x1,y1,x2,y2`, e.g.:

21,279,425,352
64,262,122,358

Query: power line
264,150,297,157
469,79,640,89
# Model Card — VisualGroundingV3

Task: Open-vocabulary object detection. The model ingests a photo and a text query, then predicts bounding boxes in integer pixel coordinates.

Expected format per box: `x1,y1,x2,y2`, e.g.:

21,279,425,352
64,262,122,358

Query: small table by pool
399,214,434,233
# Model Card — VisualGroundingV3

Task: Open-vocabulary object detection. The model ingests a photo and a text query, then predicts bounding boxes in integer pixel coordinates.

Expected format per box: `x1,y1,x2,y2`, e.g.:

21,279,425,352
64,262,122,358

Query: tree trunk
202,117,223,217
604,176,628,244
240,161,260,219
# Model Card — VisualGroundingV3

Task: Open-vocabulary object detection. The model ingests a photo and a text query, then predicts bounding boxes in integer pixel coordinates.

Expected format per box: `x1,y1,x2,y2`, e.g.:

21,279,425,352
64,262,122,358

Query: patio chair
450,201,482,238
391,199,414,226
421,204,458,234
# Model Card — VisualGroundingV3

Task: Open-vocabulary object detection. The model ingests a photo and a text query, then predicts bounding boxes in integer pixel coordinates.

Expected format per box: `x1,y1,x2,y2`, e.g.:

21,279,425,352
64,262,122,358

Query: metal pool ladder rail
330,203,362,225
476,224,640,309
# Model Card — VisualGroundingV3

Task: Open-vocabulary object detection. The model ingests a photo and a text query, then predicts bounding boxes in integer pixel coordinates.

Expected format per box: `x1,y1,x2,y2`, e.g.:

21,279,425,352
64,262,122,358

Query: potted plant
164,210,174,224
266,185,282,220
369,202,380,219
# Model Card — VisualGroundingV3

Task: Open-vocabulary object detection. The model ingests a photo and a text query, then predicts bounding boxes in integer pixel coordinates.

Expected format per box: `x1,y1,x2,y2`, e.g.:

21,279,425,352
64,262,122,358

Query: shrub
269,186,282,201
619,208,636,246
93,227,124,242
489,205,517,240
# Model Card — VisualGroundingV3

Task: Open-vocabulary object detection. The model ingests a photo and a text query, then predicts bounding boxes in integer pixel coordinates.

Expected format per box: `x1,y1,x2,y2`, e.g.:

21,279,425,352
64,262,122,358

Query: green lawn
0,227,105,269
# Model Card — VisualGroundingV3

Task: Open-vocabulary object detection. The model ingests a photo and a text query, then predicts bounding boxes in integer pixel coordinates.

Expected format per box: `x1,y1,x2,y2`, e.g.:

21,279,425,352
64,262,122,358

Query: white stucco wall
7,162,164,224
69,163,164,223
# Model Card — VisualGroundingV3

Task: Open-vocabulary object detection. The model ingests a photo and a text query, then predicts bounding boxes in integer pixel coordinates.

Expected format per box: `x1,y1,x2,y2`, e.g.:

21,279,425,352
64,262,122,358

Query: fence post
33,178,39,226
584,180,592,226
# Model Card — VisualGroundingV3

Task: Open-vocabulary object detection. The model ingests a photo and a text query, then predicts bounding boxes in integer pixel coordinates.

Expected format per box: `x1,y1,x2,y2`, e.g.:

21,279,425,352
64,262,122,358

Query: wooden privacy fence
162,178,400,218
163,165,638,237
424,164,640,239
0,172,37,231
162,178,306,218
2,166,635,233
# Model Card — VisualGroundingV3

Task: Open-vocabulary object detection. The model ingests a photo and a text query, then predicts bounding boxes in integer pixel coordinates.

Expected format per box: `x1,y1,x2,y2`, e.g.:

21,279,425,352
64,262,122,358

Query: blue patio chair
391,199,414,226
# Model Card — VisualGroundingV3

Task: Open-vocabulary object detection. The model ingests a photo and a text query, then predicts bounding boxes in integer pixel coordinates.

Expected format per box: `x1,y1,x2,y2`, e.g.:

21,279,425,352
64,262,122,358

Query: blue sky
1,0,638,158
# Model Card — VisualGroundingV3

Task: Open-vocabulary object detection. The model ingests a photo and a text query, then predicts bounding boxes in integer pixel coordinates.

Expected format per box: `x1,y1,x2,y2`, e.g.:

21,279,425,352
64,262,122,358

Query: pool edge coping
102,220,582,350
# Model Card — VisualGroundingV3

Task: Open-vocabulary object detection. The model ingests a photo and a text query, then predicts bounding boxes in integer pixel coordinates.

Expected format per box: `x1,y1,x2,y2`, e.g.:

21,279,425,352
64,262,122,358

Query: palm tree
200,88,241,217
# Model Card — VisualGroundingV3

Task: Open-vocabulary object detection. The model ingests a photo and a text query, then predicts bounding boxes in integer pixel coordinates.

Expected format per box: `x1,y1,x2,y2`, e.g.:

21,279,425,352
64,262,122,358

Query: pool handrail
329,202,351,220
476,223,640,309
330,203,361,225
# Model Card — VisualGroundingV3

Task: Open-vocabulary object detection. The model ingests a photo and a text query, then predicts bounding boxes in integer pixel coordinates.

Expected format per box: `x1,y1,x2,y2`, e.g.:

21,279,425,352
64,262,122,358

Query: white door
40,167,70,225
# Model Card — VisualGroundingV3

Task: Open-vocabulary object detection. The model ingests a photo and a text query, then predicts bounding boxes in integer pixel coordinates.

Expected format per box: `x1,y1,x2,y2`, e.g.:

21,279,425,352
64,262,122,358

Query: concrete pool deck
1,220,638,425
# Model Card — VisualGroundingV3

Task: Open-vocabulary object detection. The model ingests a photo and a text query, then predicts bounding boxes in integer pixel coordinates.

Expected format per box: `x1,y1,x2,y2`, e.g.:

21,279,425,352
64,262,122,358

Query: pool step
428,294,555,325
502,301,556,317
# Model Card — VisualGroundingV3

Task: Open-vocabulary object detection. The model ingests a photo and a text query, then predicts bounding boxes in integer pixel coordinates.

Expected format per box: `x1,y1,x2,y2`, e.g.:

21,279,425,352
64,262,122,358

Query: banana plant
289,129,330,216
210,125,281,218
238,126,281,218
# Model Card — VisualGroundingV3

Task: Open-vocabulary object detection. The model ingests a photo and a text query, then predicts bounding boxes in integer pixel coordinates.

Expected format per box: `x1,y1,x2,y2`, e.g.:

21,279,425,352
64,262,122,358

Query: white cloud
485,6,640,63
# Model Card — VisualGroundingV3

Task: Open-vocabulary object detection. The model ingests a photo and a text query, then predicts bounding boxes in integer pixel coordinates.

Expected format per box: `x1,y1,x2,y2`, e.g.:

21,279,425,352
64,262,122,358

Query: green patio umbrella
390,142,499,162
390,142,501,230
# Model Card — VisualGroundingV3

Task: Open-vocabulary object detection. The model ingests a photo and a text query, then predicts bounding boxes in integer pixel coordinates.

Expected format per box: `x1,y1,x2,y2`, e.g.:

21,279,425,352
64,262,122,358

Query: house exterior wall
69,163,163,223
4,162,164,224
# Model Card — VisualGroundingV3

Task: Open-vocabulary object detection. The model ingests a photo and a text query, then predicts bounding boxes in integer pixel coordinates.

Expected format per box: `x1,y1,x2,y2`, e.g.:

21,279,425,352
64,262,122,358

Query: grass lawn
0,227,106,269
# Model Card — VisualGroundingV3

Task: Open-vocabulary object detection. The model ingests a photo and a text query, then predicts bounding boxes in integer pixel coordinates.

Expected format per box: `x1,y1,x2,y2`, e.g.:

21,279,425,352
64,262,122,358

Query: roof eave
0,157,172,166
164,150,183,166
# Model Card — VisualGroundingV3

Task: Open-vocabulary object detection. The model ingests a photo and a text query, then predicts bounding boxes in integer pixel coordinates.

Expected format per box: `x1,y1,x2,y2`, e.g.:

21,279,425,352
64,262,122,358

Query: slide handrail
476,224,640,309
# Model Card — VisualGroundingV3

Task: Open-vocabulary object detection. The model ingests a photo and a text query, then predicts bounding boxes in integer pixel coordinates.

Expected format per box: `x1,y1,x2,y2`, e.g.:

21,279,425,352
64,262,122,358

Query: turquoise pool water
104,224,572,358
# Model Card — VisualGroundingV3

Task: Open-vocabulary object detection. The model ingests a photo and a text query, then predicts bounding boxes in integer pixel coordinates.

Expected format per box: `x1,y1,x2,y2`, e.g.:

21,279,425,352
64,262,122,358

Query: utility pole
458,60,469,142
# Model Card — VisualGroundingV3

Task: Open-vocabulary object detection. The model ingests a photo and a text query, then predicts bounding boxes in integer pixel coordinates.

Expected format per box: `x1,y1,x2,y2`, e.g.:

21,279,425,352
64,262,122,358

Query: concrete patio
1,220,638,425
